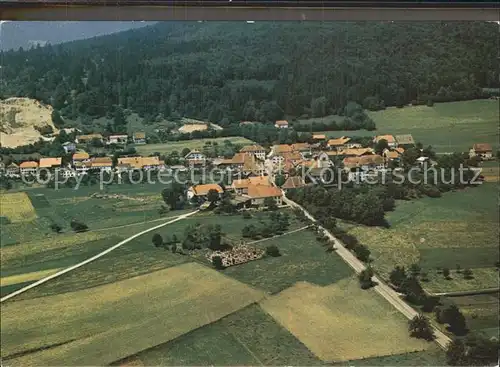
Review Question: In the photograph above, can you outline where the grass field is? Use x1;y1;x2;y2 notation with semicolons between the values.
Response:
223;228;352;293
7;210;298;300
134;136;255;155
308;100;498;153
1;262;265;366
118;304;323;366
260;278;430;362
450;293;499;338
336;346;447;366
339;183;499;291
0;192;37;223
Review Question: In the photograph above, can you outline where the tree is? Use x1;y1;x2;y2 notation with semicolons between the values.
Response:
275;174;286;187
442;304;468;335
51;109;65;128
161;183;184;210
421;296;439;312
266;245;281;257
264;197;278;211
242;224;258;239
353;244;371;262
455;264;462;274
443;268;451;279
446;334;500;366
181;148;191;157
408;314;435;341
410;263;421;278
401;276;426;305
375;138;390;154
171;243;177;253
50;223;62;233
390;266;407;288
426;99;434;107
446;338;468;366
70;219;88;232
358;266;375;289
152;233;163;248
206;188;220;203
212;256;225;270
463;268;473;279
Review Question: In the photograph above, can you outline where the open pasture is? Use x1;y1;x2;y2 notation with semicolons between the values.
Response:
1;262;265;367
449;293;499;338
134;136;254;156
339;183;499;292
310;100;498;153
117;304;323;366
260;278;430;362
223;228;352;293
0;192;37;223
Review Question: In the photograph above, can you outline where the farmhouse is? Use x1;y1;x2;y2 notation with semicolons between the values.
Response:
240;144;266;160
395;134;415;148
222;152;265;175
90;157;113;172
328;148;374;158
132;132;146;144
231;176;271;194
117;156;164;171
184;149;206;167
343;154;384;171
382;148;402;162
281;176;307;192
469;143;493;160
327;136;351;150
274;120;289;129
39;157;62;169
74;161;91;174
186;183;224;201
246;184;283;206
108;134;128;145
373;135;397;148
76;133;104;144
312;134;327;141
72;152;90;165
5;162;20;176
291;143;312;156
19;161;38;175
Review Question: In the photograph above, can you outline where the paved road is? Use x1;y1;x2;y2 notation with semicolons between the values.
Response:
282;195;452;350
0;210;199;303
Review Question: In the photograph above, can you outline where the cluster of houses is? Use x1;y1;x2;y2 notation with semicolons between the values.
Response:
186;176;284;209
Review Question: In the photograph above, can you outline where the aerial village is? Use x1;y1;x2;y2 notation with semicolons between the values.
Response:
1;120;494;209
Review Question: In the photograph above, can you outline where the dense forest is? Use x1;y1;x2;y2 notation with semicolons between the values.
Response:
0;21;497;126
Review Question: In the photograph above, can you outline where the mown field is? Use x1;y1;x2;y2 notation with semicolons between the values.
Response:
450;293;500;338
1;263;265;366
306;100;498;153
260;278;431;362
339;183;499;292
117;304;324;366
134;136;254;155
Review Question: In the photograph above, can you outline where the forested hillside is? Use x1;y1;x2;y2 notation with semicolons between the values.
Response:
1;21;497;127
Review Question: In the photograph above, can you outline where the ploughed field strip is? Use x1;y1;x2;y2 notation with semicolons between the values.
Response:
1;262;265;366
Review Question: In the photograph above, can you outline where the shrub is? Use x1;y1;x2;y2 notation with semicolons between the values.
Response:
266;245;281;257
463;268;474;280
358;267;375;289
70;219;88;232
171;243;177;253
152;233;163;248
426;99;434;107
242;211;252;219
212;256;225;270
50;223;62;233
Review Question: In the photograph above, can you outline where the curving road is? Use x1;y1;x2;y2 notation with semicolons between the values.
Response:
0;210;199;303
282;194;452;350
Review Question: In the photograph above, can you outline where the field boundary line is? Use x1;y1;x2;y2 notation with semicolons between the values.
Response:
92;214;183;232
426;287;500;297
0;210;199;303
227;329;264;366
246;225;310;245
281;193;452;350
